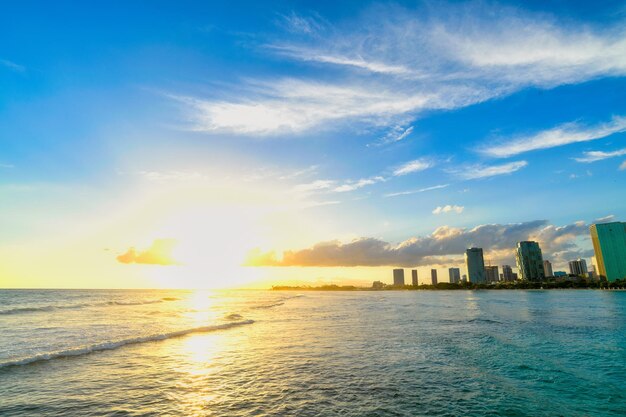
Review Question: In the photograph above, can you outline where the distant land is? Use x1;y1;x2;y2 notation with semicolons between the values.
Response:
272;279;626;291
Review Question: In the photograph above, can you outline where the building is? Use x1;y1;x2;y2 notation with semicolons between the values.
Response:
465;248;486;283
448;268;461;284
501;265;514;282
515;241;545;281
588;265;597;280
554;271;567;277
568;259;588;277
372;281;384;290
590;222;626;282
393;269;405;286
512;272;519;280
411;269;418;286
485;265;499;283
461;274;467;283
431;269;438;285
543;260;553;277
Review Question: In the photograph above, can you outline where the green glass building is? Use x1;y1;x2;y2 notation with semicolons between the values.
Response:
590;222;626;282
465;248;486;283
515;241;545;281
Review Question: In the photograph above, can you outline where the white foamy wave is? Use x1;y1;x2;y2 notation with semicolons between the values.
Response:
0;320;254;369
0;297;181;315
250;302;285;310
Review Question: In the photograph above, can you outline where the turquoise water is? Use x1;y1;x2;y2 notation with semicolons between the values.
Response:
1;289;625;416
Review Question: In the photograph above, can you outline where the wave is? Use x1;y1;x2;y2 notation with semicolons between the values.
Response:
0;320;254;369
250;302;284;310
0;297;181;315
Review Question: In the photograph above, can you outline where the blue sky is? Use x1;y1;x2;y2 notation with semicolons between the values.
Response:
1;1;626;287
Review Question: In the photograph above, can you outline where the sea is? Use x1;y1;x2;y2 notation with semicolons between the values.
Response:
1;289;625;416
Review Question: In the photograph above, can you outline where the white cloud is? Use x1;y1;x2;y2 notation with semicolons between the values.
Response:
620;161;626;171
452;161;528;180
333;176;385;192
174;4;626;136
392;158;433;176
481;116;626;158
433;205;464;215
293;179;336;193
0;59;25;73
138;170;206;181
574;148;626;163
384;184;449;198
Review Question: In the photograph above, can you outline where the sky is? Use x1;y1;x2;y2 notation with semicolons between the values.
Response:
1;0;626;288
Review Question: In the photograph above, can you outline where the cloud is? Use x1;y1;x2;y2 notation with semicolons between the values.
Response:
573;147;626;163
117;239;179;265
451;160;528;180
174;4;626;135
621;161;626;170
370;125;414;146
392;158;434;176
267;45;414;75
594;214;615;223
293;179;336;193
0;163;14;168
384;184;449;198
433;205;464;215
138;170;206;181
481;116;626;158
333;176;385;192
0;59;25;73
245;219;591;267
277;12;326;35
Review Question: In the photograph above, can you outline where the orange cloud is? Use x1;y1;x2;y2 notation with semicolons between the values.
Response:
117;239;178;265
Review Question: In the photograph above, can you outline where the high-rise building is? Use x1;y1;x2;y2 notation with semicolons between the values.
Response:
393;269;405;286
485;265;499;282
568;259;588;276
411;269;418;286
512;272;519;280
461;274;467;283
448;268;461;284
465;248;486;283
431;269;438;285
590;222;626;282
515;241;545;281
501;265;514;282
543;260;553;277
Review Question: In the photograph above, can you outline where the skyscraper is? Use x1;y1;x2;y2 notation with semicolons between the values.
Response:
431;269;438;285
590;222;626;282
485;265;499;282
448;267;460;284
393;269;405;286
543;260;553;277
515;241;545;281
411;269;418;286
465;248;486;283
501;265;514;282
568;259;588;276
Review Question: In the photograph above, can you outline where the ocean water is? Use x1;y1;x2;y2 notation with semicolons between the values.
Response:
1;289;625;416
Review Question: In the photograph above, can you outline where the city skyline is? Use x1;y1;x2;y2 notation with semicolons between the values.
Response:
2;0;626;289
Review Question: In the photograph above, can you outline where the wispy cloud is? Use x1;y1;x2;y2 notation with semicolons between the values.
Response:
451;161;528;180
384;184;449;198
392;158;434;176
0;59;25;73
433;205;464;215
117;239;179;266
293;179;336;193
574;147;626;163
175;4;626;136
620;161;626;171
370;125;414;146
0;163;14;168
333;176;385;192
138;170;207;181
481;116;626;158
267;45;415;75
277;11;326;35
